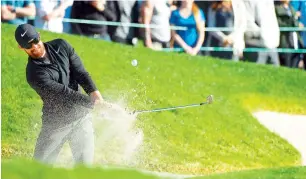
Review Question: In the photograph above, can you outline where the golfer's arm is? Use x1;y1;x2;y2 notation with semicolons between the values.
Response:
15;3;36;17
27;71;94;108
64;40;98;94
70;54;98;95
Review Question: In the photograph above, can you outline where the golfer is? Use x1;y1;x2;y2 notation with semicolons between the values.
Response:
15;24;105;165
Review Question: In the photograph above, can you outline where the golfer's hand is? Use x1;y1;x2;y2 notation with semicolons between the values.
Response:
90;90;103;105
89;91;114;110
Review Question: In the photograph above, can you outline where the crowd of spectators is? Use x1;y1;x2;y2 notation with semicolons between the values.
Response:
2;0;305;70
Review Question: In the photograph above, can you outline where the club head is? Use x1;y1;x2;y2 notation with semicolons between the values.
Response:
206;95;213;104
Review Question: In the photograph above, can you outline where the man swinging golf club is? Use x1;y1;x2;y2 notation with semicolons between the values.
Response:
15;24;110;165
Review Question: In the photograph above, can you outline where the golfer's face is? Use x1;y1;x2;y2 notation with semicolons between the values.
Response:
23;39;45;59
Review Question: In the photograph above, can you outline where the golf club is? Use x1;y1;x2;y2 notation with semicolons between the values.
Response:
132;95;213;115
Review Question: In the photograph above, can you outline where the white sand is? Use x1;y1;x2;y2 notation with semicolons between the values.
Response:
253;111;306;166
55;102;144;167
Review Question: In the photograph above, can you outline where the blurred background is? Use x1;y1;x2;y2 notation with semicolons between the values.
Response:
2;0;305;69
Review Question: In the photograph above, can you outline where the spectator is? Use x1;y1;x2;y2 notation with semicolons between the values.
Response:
34;0;73;33
1;0;36;25
291;0;306;44
170;0;205;56
291;0;306;69
194;0;213;48
275;0;304;68
243;0;280;66
112;0;139;45
206;0;246;61
70;0;117;41
63;5;72;34
141;0;172;50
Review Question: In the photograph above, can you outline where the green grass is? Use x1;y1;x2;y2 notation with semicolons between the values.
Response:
193;166;306;179
1;158;164;179
2;23;306;178
2;159;306;179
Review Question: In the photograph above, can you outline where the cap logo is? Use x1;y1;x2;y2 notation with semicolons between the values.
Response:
21;30;28;37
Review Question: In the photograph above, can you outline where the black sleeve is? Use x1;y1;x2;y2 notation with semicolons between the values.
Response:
63;40;98;94
27;69;94;109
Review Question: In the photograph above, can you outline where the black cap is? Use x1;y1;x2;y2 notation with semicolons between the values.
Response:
15;24;39;49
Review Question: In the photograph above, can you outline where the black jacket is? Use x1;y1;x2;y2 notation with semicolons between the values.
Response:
26;39;97;128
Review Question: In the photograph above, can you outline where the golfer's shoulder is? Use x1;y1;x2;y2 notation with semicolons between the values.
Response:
47;38;71;47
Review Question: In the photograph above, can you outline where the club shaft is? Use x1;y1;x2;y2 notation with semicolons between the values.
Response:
135;102;207;114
